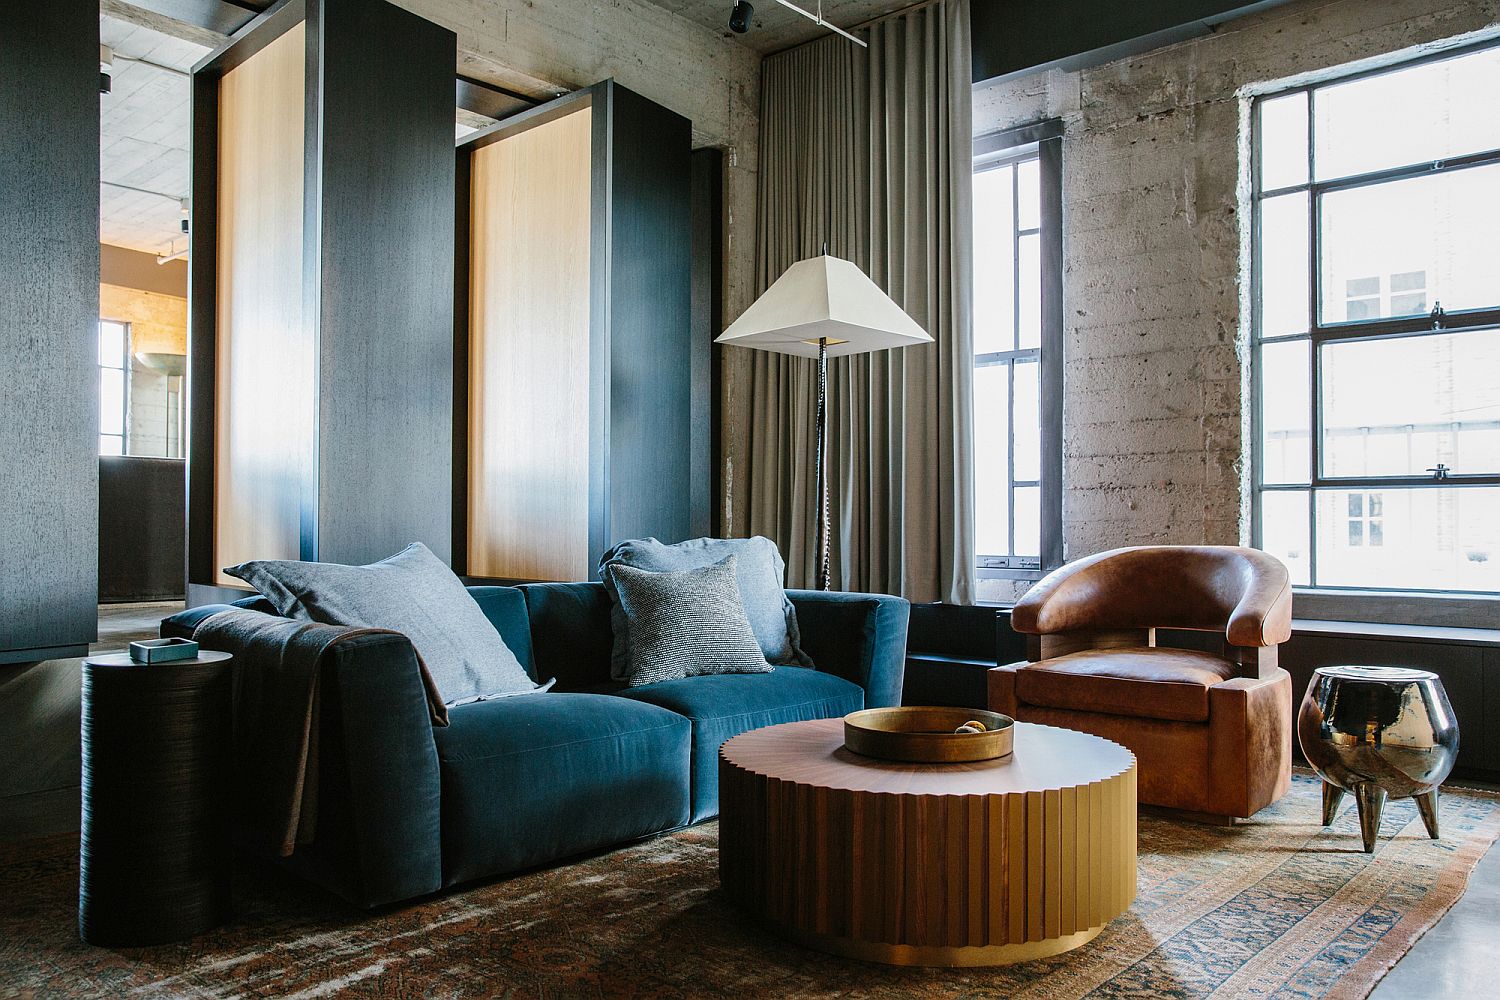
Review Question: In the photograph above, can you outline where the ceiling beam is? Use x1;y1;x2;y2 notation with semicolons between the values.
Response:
100;0;231;49
455;75;537;122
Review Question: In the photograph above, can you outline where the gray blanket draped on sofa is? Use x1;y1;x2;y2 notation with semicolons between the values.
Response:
193;609;448;857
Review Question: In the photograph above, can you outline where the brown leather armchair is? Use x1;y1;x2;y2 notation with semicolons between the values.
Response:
988;545;1293;822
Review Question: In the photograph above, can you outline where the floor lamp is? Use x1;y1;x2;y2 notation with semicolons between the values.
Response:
717;255;932;589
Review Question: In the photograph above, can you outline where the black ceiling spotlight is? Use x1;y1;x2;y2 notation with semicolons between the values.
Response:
729;1;753;34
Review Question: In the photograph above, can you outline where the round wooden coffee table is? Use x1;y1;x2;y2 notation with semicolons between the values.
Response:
718;717;1136;967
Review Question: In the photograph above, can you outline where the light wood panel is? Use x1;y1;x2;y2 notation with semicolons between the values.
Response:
719;718;1138;967
213;23;309;586
467;107;592;581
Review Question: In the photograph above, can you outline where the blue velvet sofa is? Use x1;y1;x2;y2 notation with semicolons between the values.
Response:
163;581;908;908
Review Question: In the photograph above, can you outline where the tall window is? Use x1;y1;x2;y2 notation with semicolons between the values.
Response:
972;123;1063;599
1252;43;1500;596
98;319;130;456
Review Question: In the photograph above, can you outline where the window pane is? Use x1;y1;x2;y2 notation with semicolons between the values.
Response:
99;435;123;457
98;321;125;367
1315;487;1500;592
1259;339;1310;485
1017;232;1040;349
1016;157;1040;231
100;367;125;435
1013;360;1040;482
1314;47;1500;181
1259;91;1308;190
1320;328;1500;477
1319;163;1500;322
1014;486;1040;557
1259;489;1311;585
973;363;1011;556
972;164;1016;354
1258;192;1309;337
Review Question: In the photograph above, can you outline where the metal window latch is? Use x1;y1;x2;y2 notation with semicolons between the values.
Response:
1427;463;1450;480
1431;301;1446;329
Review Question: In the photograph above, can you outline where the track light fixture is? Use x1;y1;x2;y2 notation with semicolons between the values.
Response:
728;0;753;34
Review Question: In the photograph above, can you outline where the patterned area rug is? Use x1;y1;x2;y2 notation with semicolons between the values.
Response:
2;773;1496;999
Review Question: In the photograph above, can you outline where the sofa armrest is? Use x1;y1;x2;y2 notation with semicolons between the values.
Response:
161;606;442;908
788;590;910;708
312;632;443;907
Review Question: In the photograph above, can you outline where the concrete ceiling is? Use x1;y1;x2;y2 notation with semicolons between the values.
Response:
643;0;916;54
99;13;209;258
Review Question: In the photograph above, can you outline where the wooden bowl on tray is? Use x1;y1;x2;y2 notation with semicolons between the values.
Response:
843;707;1015;763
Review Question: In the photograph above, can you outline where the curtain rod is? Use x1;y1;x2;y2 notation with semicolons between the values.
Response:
765;0;944;58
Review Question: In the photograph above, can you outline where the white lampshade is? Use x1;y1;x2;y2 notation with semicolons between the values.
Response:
716;255;933;358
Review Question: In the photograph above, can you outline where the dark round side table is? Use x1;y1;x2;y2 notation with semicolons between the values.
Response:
79;651;234;946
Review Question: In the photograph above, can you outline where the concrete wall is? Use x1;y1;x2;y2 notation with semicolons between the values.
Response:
968;0;1500;601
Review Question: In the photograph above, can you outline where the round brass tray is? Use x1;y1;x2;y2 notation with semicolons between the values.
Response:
843;707;1015;763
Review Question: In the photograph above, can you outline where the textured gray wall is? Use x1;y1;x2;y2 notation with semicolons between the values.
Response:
963;0;1500;600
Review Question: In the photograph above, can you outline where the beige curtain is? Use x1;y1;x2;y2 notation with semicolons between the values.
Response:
740;0;974;603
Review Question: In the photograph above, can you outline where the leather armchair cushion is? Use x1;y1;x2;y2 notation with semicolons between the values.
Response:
1016;647;1238;723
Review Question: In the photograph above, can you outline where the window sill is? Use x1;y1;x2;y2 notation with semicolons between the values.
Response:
1290;617;1500;648
1292;588;1499;631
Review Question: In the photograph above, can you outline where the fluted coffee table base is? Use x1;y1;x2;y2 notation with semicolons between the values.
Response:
719;718;1137;967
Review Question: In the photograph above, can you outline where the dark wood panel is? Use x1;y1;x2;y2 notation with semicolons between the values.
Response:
0;0;99;656
99;458;186;602
603;82;693;552
312;0;456;566
690;149;723;541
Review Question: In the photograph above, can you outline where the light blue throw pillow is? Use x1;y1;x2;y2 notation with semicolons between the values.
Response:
599;536;812;682
225;542;549;706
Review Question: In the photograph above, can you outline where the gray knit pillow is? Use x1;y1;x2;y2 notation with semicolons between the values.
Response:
605;555;774;688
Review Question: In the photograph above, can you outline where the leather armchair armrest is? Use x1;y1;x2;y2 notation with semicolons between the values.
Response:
987;661;1022;716
788;590;910;709
1207;669;1293;819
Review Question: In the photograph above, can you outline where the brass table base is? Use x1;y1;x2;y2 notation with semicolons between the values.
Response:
785;923;1106;968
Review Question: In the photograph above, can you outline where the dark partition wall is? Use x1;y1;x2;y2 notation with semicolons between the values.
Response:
602;85;693;555
0;0;99;662
99;458;186;603
690;149;724;539
187;0;456;606
315;0;456;567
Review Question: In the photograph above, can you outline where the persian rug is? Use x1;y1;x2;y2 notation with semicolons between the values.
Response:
2;773;1496;1000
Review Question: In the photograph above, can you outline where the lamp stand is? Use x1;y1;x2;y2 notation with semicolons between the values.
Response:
814;337;831;590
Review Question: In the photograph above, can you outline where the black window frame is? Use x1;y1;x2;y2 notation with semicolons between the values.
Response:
972;120;1064;582
1250;39;1500;600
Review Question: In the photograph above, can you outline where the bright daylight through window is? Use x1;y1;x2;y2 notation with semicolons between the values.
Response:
972;128;1061;598
98;319;129;456
1253;43;1500;595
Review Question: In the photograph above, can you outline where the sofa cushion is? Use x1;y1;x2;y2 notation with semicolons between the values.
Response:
434;692;691;886
226;542;544;705
1016;647;1237;723
607;556;773;686
465;586;536;680
614;668;863;822
600;536;811;681
516;583;615;692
